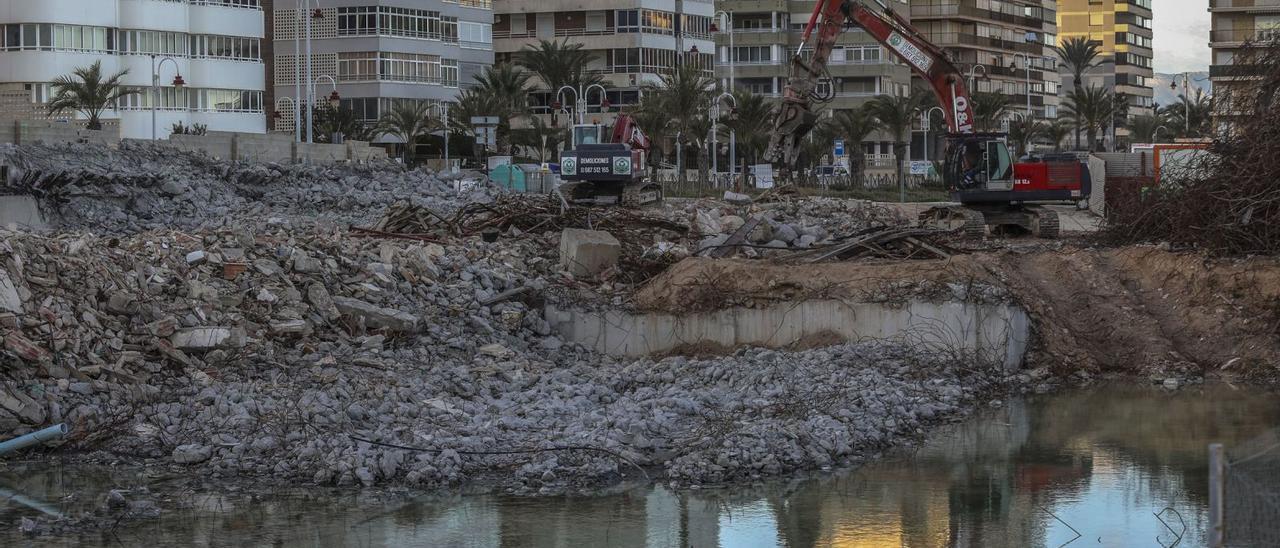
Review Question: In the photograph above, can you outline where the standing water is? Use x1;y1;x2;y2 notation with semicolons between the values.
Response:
2;384;1276;547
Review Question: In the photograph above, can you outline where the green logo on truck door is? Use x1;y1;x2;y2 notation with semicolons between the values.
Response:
561;157;577;176
613;156;632;175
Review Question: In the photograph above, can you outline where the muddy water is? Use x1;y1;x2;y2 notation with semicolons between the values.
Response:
2;383;1277;547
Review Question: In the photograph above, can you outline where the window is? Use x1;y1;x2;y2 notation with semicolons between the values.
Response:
458;22;491;48
616;10;639;33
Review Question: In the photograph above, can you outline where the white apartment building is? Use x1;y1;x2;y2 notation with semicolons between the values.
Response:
270;0;495;134
0;0;267;139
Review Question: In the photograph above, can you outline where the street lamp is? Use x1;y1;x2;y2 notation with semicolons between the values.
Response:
712;11;735;92
920;106;944;162
556;83;608;126
1010;53;1036;119
150;55;184;140
429;102;451;170
274;96;296;132
1154;125;1171;143
315;75;339;108
966;64;988;92
710;92;737;186
296;0;323;143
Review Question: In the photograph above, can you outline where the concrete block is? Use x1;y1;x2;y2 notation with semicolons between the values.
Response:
0;195;48;230
0;268;22;315
171;327;247;350
559;229;620;278
332;297;419;331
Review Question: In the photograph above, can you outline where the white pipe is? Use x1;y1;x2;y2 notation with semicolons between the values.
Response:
0;424;68;456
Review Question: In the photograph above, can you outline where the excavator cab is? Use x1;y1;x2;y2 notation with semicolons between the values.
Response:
943;134;1014;192
571;124;603;147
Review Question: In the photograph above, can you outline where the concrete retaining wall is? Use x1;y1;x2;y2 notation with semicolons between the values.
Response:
1;120;119;147
546;299;1030;372
157;132;387;164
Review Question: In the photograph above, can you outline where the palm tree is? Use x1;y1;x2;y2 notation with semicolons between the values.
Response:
1164;89;1214;139
313;106;373;143
866;91;927;191
510;116;566;163
1045;119;1073;152
823;107;879;181
1127;113;1166;143
1055;37;1102;148
473;63;531;121
639;64;713;184
1007;114;1047;157
972;92;1011;133
518;39;601;127
47;61;137;131
374;101;436;163
629;93;671;178
1064;85;1116;152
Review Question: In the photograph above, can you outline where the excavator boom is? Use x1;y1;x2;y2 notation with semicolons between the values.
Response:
766;0;975;168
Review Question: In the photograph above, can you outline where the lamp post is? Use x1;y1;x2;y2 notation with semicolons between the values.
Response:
556;83;608;126
273;96;296;132
1171;74;1190;135
429;102;450;170
713;11;734;91
296;1;323;143
711;92;737;186
150;55;184;140
1010;53;1035;119
966;64;988;92
1155;125;1171;143
920;106;944;162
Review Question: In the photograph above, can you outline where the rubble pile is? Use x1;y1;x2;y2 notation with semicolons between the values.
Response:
0;222;1007;493
0;142;487;233
683;197;910;257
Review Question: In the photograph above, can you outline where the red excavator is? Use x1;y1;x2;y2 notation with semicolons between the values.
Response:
767;0;1091;238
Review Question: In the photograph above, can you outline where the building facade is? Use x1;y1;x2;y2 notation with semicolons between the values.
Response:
0;0;267;139
711;0;914;161
911;0;1060;122
493;0;715;125
1057;0;1154;144
1209;0;1280;104
269;0;494;137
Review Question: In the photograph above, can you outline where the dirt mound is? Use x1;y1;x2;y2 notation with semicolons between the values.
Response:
632;256;998;312
999;247;1280;379
637;247;1280;379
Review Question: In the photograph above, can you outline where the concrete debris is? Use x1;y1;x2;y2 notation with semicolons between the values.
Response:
332;297;419;332
559;229;621;278
0;142;1023;506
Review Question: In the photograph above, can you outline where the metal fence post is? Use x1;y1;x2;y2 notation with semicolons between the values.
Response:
1210;443;1225;548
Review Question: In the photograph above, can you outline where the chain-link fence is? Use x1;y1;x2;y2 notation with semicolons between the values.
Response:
1216;429;1280;547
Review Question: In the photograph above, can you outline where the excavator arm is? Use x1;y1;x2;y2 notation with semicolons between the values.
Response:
765;0;976;169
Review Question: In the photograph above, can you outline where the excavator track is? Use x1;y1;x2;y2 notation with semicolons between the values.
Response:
1031;206;1060;239
918;206;987;239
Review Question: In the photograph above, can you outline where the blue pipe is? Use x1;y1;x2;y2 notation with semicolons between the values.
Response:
0;423;68;457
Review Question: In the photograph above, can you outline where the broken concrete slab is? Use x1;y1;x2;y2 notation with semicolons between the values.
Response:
332;297;418;332
0;195;48;231
559;229;620;278
0;385;46;424
0;268;21;315
172;444;213;464
170;327;247;351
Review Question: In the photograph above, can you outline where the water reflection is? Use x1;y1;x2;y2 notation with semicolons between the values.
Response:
2;384;1276;547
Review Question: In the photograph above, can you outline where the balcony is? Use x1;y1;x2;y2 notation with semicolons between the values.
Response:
910;2;1053;31
1210;0;1280;11
1209;63;1269;78
1209;27;1280;44
923;32;1046;54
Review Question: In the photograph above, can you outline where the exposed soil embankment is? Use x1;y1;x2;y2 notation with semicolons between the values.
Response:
637;247;1280;379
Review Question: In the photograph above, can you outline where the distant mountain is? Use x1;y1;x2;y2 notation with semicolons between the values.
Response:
1153;72;1211;107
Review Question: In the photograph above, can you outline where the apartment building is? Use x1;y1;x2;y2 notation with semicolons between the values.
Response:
911;0;1060;121
710;0;913;161
493;0;715;124
1057;0;1154;144
269;0;494;134
0;0;268;139
1209;0;1280;105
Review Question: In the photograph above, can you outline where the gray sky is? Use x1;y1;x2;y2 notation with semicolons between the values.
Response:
1152;3;1211;74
